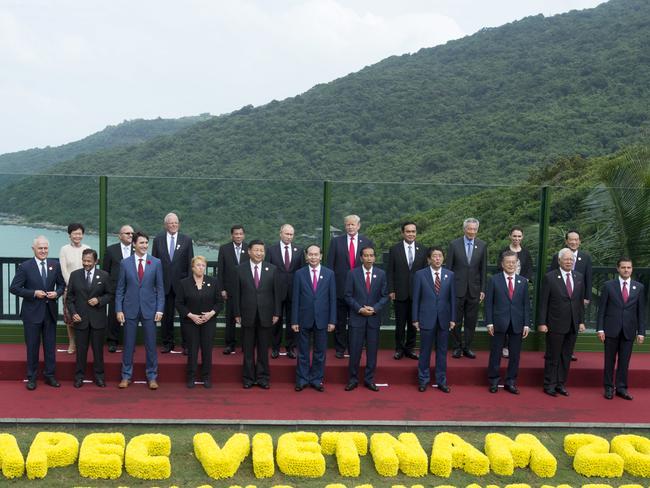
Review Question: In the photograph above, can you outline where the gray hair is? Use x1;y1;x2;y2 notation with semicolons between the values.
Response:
164;212;179;224
344;214;360;225
463;217;480;230
558;247;574;261
280;223;294;233
32;235;49;247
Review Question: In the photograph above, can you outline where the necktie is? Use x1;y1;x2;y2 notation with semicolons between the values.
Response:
434;271;441;294
407;245;414;269
169;235;175;260
138;258;144;283
87;270;93;288
348;236;355;269
284;245;291;271
312;268;318;292
565;273;573;297
40;260;47;288
622;281;629;303
507;276;514;299
254;265;260;289
365;271;371;292
235;245;241;264
466;242;473;263
572;253;576;270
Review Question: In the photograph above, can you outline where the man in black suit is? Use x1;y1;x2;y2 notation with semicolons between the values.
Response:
265;224;304;359
232;240;281;389
538;248;586;397
152;212;194;354
597;257;646;400
66;249;113;388
218;225;249;354
102;224;134;353
446;217;487;359
9;236;66;390
327;214;375;359
387;221;428;360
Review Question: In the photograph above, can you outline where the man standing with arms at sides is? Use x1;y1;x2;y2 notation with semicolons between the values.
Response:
232;240;281;389
597;257;645;400
218;225;249;355
412;247;455;393
446;217;487;359
327;215;374;359
292;245;336;392
387;221;428;360
266;224;304;359
344;245;389;392
152;212;194;355
67;249;113;388
102;225;134;353
116;232;165;390
485;251;531;394
10;236;66;390
538;248;586;397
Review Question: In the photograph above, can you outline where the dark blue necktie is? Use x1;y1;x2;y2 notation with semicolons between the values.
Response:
40;261;47;288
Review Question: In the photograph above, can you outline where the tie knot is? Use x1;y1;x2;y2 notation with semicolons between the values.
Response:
139;258;143;263
255;265;258;270
285;245;289;250
508;276;512;281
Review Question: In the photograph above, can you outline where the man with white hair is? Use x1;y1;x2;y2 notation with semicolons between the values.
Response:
10;236;66;390
538;247;586;397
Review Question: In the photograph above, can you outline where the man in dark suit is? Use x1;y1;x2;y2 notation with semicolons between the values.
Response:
344;245;389;392
538;248;586;397
485;250;531;394
597;257;646;400
265;224;304;359
115;232;165;390
66;249;113;388
387;221;428;360
412;246;456;393
217;225;249;355
152;212;194;354
292;245;337;392
232;240;282;389
10;236;66;390
327;215;374;359
102;224;134;353
446;217;487;359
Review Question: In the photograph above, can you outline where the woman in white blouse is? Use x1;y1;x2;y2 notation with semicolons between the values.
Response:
59;223;89;354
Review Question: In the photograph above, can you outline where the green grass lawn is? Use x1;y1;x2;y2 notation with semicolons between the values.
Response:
1;424;649;487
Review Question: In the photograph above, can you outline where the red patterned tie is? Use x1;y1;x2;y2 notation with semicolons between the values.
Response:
312;268;318;292
284;245;291;271
622;281;629;303
254;265;260;289
348;236;355;269
508;276;514;300
365;271;371;293
138;258;144;283
434;272;441;294
565;273;573;297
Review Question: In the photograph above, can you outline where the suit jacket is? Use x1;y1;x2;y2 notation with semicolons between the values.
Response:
387;241;428;301
265;242;304;300
115;254;165;320
344;266;389;328
66;268;113;330
232;262;282;328
446;237;488;299
217;241;249;293
151;231;194;294
175;275;222;326
10;258;66;323
538;269;585;334
292;265;337;329
412;267;456;330
327;233;375;299
484;273;531;334
102;242;134;286
597;279;646;340
550;249;593;301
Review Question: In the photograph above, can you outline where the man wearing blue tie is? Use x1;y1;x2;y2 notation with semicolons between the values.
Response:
412;246;456;393
10;236;66;390
115;232;165;390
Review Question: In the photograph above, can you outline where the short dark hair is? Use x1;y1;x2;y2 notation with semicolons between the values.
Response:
133;231;149;243
305;244;321;254
501;250;517;261
67;223;85;235
360;245;375;255
509;226;523;235
401;221;417;232
427;246;444;258
617;256;633;267
231;225;245;234
248;239;265;249
565;229;580;240
82;248;97;260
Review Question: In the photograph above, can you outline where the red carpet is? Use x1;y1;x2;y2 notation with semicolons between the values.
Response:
0;344;649;424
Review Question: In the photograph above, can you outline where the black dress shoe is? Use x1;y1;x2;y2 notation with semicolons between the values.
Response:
555;387;569;397
335;351;344;359
311;383;325;392
571;354;577;361
108;344;117;353
452;348;462;358
437;384;451;393
223;346;234;355
489;385;498;393
26;380;36;391
544;388;557;397
161;345;173;353
463;349;476;359
271;349;279;359
418;385;427;392
365;383;379;392
258;383;270;389
203;379;212;389
44;377;60;388
295;384;304;392
345;382;358;391
187;380;195;389
243;382;253;389
74;379;83;388
604;388;614;399
404;351;419;360
616;390;633;400
504;384;520;395
95;379;106;388
393;351;403;360
286;349;296;359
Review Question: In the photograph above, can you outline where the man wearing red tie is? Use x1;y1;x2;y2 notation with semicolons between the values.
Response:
597;257;646;400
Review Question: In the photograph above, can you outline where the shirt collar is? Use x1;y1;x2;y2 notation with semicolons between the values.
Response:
464;236;473;246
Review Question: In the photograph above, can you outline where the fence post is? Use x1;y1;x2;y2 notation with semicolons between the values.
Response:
321;181;332;258
534;185;551;350
99;175;108;260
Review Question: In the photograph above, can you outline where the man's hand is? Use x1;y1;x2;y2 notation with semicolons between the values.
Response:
45;291;58;299
523;326;530;339
389;292;396;301
87;297;99;306
116;312;125;325
584;299;590;306
291;324;299;333
272;315;279;325
538;325;548;333
597;331;605;343
221;290;228;300
479;292;485;303
235;316;241;326
412;321;420;331
487;324;494;336
578;323;586;333
154;312;163;322
34;290;47;299
637;335;645;344
327;323;335;332
72;314;82;323
449;321;456;330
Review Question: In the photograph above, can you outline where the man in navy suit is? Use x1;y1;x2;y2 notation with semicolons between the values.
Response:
327;215;375;359
10;236;66;390
485;250;531;394
344;245;389;391
292;245;336;392
265;224;304;359
115;231;165;390
412;246;456;393
597;257;646;400
152;212;194;354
